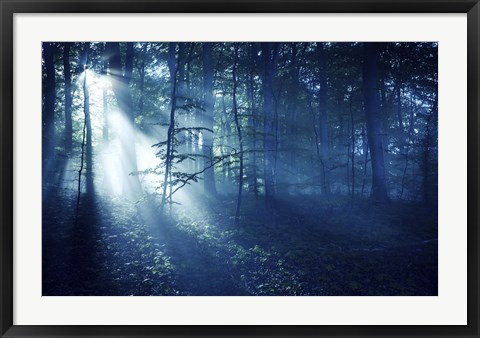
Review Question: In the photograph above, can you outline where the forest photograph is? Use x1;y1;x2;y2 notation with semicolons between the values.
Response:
42;41;438;296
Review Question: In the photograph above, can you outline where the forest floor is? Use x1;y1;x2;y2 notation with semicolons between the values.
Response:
43;188;437;296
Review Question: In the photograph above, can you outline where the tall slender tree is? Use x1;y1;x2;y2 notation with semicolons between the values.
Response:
101;43;109;143
248;43;259;199
63;42;73;153
161;42;178;212
42;42;56;182
316;43;331;196
232;44;244;223
202;42;217;196
82;43;94;195
363;43;388;203
261;42;279;206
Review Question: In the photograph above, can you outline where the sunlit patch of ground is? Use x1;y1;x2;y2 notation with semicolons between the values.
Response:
43;190;437;296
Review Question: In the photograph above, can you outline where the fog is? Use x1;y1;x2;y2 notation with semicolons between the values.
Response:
42;42;438;296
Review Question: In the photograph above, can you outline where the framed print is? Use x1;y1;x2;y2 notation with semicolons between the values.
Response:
1;0;479;337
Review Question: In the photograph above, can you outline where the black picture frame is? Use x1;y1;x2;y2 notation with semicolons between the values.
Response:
1;0;478;337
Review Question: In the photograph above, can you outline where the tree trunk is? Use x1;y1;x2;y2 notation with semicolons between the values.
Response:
396;83;403;129
349;93;355;203
42;42;56;182
74;43;93;224
248;43;258;199
202;42;217;196
83;43;94;195
400;102;415;199
362;43;388;203
161;42;178;212
138;46;146;118
261;42;279;206
287;43;299;172
232;45;244;223
221;92;231;191
316;43;330;196
422;92;437;207
101;43;109;143
360;125;369;196
63;42;73;154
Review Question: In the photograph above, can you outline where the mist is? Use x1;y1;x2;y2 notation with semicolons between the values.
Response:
42;42;438;296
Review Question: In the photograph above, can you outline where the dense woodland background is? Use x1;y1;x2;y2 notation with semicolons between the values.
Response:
42;42;438;296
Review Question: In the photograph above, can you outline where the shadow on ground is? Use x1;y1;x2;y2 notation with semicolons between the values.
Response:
43;189;437;296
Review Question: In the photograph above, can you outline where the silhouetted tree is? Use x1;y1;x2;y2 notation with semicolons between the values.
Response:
232;44;244;223
316;42;331;197
202;42;217;196
63;42;73;153
261;42;280;206
160;42;179;212
42;42;56;182
363;42;388;203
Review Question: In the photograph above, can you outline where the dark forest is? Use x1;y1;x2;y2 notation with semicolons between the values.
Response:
42;42;438;296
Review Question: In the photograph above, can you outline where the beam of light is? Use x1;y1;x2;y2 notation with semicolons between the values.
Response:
77;69;95;88
100;110;137;196
135;131;163;193
198;131;203;150
72;66;215;215
60;158;77;190
99;110;165;198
